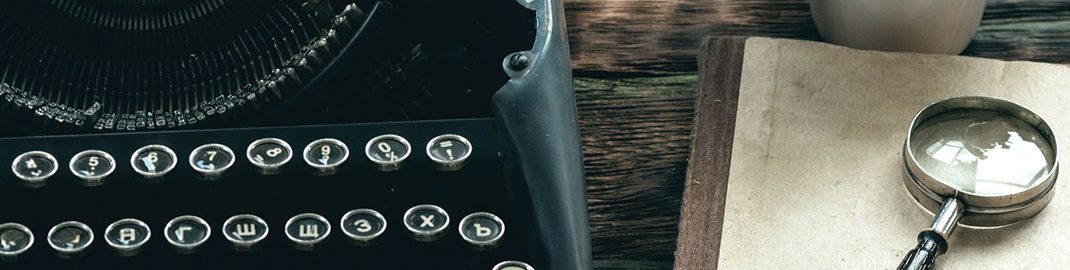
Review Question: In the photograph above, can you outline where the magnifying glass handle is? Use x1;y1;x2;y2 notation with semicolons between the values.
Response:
898;231;946;270
898;198;965;270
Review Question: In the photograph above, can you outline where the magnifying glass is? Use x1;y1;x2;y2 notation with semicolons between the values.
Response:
899;96;1059;270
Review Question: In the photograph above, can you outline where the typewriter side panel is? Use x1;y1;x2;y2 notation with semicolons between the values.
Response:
492;0;592;269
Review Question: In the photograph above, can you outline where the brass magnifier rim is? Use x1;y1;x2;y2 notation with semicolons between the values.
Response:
902;96;1059;227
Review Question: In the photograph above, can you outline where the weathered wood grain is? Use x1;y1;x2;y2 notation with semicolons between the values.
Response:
672;37;744;270
966;1;1070;62
566;0;815;75
576;75;697;265
566;0;1070;74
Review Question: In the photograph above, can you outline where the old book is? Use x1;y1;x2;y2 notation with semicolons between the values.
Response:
676;37;1070;269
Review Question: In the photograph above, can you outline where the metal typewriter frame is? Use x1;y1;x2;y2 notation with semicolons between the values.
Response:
491;0;592;269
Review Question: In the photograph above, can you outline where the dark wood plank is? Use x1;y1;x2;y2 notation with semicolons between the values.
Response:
575;75;697;265
593;259;675;270
565;0;815;75
565;0;1070;74
672;37;745;270
966;1;1070;62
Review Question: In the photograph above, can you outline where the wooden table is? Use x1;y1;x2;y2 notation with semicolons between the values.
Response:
569;1;1070;269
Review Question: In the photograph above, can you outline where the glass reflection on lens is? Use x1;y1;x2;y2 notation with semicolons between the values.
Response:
910;110;1054;196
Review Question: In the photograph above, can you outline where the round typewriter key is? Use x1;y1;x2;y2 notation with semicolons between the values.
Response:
11;151;58;187
426;134;472;171
47;221;93;256
69;150;116;186
189;143;235;180
164;215;211;252
459;212;505;249
130;145;177;180
247;138;293;174
404;204;450;241
303;138;349;175
285;213;330;250
341;209;387;245
493;261;535;270
0;223;33;258
223;214;269;250
104;218;150;256
365;134;411;172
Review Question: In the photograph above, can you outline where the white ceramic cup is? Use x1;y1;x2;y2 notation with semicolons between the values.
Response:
810;0;986;55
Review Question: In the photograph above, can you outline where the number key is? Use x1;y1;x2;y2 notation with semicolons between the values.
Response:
131;145;177;180
246;138;292;175
365;134;411;172
303;138;349;175
69;150;116;186
189;144;235;180
12;151;58;187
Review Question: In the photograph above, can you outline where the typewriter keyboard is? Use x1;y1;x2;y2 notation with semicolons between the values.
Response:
0;118;533;270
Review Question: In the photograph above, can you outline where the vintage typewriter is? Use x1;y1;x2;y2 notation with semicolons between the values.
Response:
0;0;589;269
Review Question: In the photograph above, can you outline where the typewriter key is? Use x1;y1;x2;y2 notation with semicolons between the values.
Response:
130;145;177;180
223;214;269;251
493;261;535;270
426;134;472;171
164;215;211;253
459;212;504;250
104;218;150;256
404;205;450;241
341;209;387;245
0;223;33;258
898;96;1058;270
189;144;235;180
11;151;58;187
365;134;411;172
47;221;94;257
69;150;116;186
285;213;331;250
247;138;293;175
303;138;349;175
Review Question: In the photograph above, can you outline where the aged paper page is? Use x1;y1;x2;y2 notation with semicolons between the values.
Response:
718;37;1070;269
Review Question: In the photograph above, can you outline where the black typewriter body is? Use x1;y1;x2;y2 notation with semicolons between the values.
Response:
0;0;590;269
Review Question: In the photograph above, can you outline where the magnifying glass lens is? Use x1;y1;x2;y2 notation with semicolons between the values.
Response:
910;109;1056;196
900;97;1058;270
